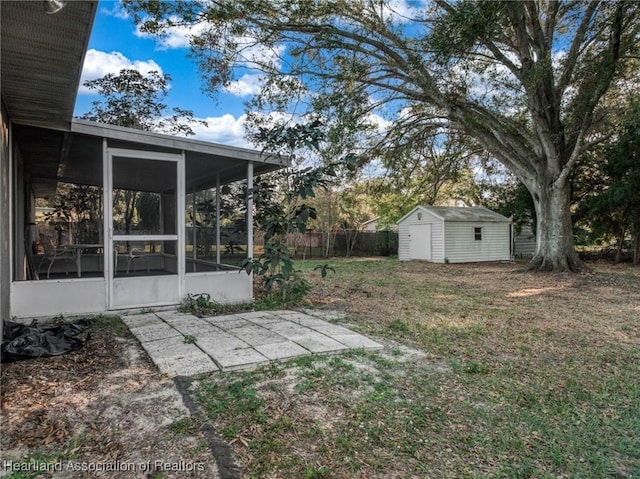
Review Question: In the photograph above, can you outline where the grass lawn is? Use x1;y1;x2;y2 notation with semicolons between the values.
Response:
192;258;640;478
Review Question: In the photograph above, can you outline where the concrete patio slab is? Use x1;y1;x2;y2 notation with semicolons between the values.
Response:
206;317;254;331
214;347;270;371
154;354;220;377
154;310;195;321
124;309;382;376
233;311;281;322
232;325;290;346
139;336;219;376
260;320;312;338
121;313;164;329
253;341;309;360
128;323;183;342
289;334;349;353
196;334;251;356
170;322;221;337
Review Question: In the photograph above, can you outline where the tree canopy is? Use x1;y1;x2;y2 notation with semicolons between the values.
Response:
80;68;205;135
79;68;207;234
125;0;640;271
575;96;640;264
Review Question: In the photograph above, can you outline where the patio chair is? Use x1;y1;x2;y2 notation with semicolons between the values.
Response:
126;245;149;274
38;235;78;279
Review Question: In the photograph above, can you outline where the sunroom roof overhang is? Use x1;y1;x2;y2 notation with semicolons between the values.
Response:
14;119;288;197
0;1;97;131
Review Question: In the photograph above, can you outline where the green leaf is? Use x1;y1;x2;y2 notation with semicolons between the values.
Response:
314;264;336;278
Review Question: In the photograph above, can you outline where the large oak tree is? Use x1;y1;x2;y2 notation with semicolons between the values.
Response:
126;0;639;271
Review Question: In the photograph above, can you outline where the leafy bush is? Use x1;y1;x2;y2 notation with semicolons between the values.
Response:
242;121;354;299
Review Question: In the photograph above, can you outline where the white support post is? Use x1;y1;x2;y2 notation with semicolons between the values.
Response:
7;122;14;285
177;151;186;298
192;186;196;271
246;162;254;262
216;174;221;265
103;138;112;306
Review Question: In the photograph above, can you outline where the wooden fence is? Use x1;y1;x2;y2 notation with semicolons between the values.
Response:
265;230;399;259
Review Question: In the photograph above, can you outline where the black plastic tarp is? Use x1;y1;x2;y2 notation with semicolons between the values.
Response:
1;319;92;362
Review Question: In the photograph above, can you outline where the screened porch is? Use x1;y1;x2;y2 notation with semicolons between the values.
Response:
10;119;284;317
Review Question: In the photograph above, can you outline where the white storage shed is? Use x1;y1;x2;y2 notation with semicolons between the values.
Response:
397;206;512;263
513;224;536;257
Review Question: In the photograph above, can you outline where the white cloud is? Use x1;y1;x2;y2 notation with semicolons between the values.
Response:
189;114;252;148
135;19;286;73
224;71;305;100
99;1;129;20
224;74;264;97
381;0;429;23
367;112;393;134
134;17;209;50
234;38;286;71
79;49;163;93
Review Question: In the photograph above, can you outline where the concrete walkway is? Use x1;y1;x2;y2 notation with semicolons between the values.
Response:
122;309;382;376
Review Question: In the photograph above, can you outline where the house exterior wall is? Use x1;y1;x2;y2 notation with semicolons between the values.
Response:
398;208;445;262
444;222;511;263
9;271;254;319
11;279;108;318
363;220;378;232
185;271;253;304
0;103;10;323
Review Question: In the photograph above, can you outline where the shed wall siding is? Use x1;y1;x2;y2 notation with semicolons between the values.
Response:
444;222;511;263
398;208;445;262
514;224;536;257
398;222;410;260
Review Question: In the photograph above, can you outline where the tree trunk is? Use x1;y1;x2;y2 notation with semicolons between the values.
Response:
124;191;138;235
344;229;358;258
633;231;639;266
527;179;582;272
614;225;627;264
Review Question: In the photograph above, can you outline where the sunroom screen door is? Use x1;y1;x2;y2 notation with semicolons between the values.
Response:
105;148;185;310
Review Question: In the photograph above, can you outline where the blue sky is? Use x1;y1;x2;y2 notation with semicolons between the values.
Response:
75;1;433;152
74;1;429;151
74;1;254;147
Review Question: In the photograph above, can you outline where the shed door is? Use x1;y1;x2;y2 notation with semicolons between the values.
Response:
409;224;432;260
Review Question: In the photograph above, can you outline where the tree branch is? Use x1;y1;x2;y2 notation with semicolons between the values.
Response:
557;2;600;93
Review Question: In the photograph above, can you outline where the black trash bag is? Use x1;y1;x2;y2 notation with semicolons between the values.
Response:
1;319;93;362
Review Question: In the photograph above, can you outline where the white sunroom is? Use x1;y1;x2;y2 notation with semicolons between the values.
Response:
9;120;285;318
0;1;286;319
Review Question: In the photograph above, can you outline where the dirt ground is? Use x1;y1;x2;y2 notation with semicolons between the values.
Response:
0;317;224;479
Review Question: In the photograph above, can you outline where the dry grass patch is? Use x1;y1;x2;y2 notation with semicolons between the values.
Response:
194;259;639;478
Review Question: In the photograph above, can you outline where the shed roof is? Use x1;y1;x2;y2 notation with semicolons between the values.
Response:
361;216;380;226
397;206;510;224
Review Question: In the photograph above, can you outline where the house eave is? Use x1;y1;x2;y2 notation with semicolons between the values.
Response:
0;1;98;130
71;119;287;168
